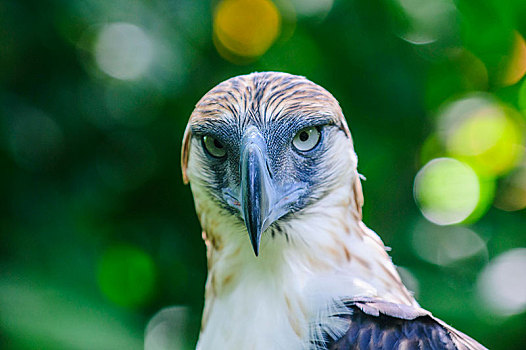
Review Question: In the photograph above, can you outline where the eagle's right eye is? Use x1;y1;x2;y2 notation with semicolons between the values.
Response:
202;135;227;158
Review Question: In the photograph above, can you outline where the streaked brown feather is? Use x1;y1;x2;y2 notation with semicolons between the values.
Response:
181;72;356;184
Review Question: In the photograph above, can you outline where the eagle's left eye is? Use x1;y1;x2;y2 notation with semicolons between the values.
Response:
293;126;321;152
202;135;227;158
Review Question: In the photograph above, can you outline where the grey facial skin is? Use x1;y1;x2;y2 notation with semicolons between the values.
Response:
192;112;341;257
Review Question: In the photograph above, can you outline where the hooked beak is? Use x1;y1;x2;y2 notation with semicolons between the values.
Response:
236;127;305;256
240;128;273;256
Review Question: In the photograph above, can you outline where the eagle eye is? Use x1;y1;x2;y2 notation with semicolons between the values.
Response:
292;126;321;152
202;135;227;158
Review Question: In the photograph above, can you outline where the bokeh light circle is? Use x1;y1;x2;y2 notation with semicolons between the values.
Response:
289;0;333;20
500;32;526;86
94;22;154;80
145;306;189;350
494;159;526;211
213;0;281;61
411;220;487;266
97;245;156;308
437;94;524;176
414;158;480;225
477;248;526;316
395;0;457;45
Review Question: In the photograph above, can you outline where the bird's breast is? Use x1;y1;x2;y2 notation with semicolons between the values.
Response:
197;243;394;350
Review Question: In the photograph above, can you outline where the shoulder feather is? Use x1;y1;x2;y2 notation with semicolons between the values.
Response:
322;298;487;350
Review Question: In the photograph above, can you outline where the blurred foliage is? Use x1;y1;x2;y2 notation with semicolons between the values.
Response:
1;0;525;349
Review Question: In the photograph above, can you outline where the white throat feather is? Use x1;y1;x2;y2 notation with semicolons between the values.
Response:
188;144;415;350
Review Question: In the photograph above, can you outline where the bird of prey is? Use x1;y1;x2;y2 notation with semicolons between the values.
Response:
181;72;486;350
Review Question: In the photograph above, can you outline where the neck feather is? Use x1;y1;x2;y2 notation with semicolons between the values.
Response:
192;180;415;350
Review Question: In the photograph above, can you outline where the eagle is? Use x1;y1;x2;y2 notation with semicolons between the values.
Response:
180;72;487;350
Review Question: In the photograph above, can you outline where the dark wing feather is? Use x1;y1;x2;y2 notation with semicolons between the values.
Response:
325;298;487;350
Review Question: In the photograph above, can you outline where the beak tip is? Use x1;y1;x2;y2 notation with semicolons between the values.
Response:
248;228;261;257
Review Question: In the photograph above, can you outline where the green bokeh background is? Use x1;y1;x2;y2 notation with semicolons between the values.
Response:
1;0;525;349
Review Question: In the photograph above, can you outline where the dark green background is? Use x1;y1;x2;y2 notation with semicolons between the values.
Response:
1;0;525;349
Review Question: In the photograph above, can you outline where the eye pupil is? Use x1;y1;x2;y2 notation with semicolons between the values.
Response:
203;135;227;158
292;126;321;152
214;139;223;149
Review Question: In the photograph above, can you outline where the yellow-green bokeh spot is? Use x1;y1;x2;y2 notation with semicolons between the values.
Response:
494;162;526;211
414;158;481;225
97;245;156;308
446;105;524;176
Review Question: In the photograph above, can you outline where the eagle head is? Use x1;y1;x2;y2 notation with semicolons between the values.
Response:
181;72;363;256
177;72;485;350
